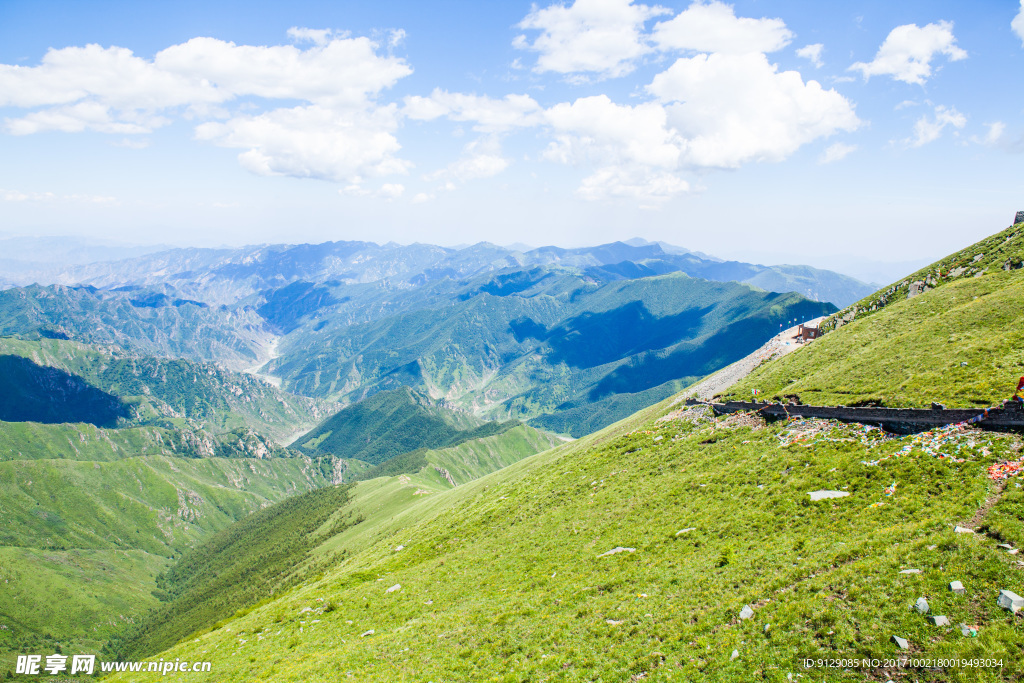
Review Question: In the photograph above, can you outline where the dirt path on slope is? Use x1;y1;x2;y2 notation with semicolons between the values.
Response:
669;317;822;405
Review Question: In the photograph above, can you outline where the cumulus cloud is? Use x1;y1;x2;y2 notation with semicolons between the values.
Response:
513;0;670;80
819;142;856;164
404;90;543;132
849;21;966;85
540;96;688;202
900;104;966;147
154;36;410;108
796;43;824;68
647;52;860;168
195;104;408;182
425;137;511;186
0;32;414;186
652;1;792;54
1014;2;1024;45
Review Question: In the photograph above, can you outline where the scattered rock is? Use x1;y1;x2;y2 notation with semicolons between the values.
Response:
675;528;696;535
299;607;313;613
424;600;433;605
998;543;1013;549
385;584;401;593
949;581;966;595
598;547;636;557
891;635;909;650
997;590;1024;613
808;490;850;501
929;615;950;627
927;545;938;550
730;649;740;661
739;605;754;620
653;435;663;442
1010;549;1020;556
361;629;375;637
606;619;623;626
953;526;975;534
959;623;978;637
913;597;930;614
395;545;404;551
764;624;770;632
899;569;922;575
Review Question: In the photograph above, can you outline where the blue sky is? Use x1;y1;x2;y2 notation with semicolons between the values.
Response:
0;0;1022;279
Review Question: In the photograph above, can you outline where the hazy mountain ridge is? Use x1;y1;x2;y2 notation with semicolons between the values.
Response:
7;238;873;308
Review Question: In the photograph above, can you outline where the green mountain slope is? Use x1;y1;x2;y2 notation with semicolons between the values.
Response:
295;387;518;465
722;225;1024;408
0;451;337;660
0;337;333;443
273;270;834;436
107;422;561;661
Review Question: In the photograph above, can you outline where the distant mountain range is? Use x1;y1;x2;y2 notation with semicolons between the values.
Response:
2;238;872;308
0;237;854;436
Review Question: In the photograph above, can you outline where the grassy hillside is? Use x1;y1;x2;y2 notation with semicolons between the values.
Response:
819;220;1024;334
103;392;1024;682
722;248;1024;409
0;451;339;661
296;387;518;465
104;423;561;663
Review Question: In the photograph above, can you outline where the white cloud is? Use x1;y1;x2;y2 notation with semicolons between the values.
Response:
652;1;792;54
576;166;689;204
425;137;511;189
819;142;856;164
849;21;966;85
377;183;405;199
796;43;824;68
1014;2;1024;46
411;192;434;203
513;0;670;80
196;104;408;182
540;95;688;202
900;105;966;147
543;95;683;168
6;102;167;135
648;52;860;168
154;36;410;108
0;32;413;187
404;90;542;132
970;121;1005;147
286;27;339;46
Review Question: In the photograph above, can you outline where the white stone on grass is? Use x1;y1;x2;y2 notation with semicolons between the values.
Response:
739;605;754;620
386;584;401;593
949;581;965;595
598;547;636;558
730;649;739;661
913;597;929;614
997;590;1024;613
929;615;950;626
808;490;849;501
954;525;975;534
891;635;909;649
361;629;375;637
675;528;696;535
899;569;921;574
